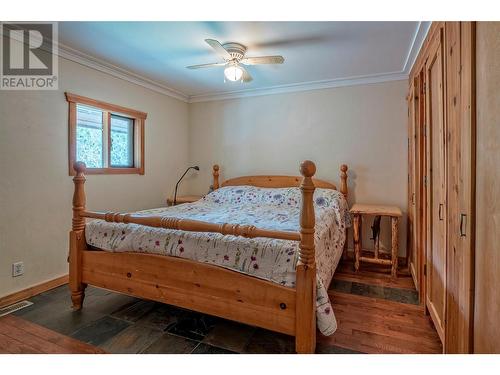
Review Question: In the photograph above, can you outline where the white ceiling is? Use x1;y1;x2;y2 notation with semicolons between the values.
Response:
58;22;429;102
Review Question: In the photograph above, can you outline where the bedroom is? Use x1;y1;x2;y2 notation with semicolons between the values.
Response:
0;0;499;370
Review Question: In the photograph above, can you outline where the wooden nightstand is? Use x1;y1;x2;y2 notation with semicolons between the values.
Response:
350;203;402;277
167;195;202;206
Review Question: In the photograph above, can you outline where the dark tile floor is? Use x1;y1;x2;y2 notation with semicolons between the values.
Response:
331;279;420;305
12;275;419;354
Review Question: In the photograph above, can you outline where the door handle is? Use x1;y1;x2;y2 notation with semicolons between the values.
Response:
438;204;444;221
460;214;467;237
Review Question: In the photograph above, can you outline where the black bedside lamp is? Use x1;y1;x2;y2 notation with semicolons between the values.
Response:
173;166;199;205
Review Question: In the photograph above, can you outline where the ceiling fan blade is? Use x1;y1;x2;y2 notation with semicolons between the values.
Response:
205;39;232;60
240;66;253;82
186;62;226;69
240;56;285;65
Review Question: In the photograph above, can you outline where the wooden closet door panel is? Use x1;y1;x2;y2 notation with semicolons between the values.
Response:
444;21;461;352
425;29;446;344
407;81;415;285
408;78;420;293
444;21;475;354
455;21;475;353
416;71;427;304
474;21;500;354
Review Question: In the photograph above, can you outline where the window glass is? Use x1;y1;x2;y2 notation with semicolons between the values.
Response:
76;104;103;168
110;114;134;167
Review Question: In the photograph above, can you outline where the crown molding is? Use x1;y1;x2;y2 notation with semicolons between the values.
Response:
402;21;431;74
57;42;189;102
3;22;430;104
188;71;408;103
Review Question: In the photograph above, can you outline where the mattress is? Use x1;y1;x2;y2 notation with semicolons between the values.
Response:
85;185;351;335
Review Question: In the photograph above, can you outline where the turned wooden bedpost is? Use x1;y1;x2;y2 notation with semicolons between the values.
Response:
340;164;348;199
69;161;87;310
340;164;349;259
212;164;220;190
295;160;317;354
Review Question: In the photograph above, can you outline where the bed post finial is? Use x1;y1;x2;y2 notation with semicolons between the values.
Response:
296;160;317;353
213;164;220;190
72;162;87;231
299;160;316;266
340;164;348;199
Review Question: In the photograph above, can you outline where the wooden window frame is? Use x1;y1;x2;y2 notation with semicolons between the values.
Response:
66;92;146;176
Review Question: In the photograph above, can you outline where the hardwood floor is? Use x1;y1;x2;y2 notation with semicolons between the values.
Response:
323;292;441;353
0;258;442;354
325;259;442;354
0;315;105;354
336;252;416;289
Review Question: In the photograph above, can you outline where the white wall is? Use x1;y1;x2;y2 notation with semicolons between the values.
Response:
0;47;189;297
187;80;408;255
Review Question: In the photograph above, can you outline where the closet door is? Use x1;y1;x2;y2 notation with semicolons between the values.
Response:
408;71;426;301
445;21;475;354
407;81;414;274
474;21;499;354
425;28;447;344
416;71;427;303
407;79;419;292
454;21;475;353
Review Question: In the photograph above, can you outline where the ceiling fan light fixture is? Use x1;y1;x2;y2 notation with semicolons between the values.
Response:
224;64;243;82
187;39;283;83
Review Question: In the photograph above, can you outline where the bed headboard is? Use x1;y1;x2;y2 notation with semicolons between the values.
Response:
212;164;348;198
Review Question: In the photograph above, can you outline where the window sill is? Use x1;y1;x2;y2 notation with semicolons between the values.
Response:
68;167;144;176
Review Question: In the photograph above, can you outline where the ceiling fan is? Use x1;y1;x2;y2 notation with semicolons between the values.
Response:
186;39;285;83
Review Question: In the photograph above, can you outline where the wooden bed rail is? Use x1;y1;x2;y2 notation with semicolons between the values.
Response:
80;211;301;241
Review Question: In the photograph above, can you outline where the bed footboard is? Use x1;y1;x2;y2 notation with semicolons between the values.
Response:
81;250;297;334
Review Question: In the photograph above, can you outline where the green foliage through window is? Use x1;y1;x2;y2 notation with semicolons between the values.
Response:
76;104;135;169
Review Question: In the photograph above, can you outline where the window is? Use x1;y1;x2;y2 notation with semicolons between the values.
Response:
66;93;146;175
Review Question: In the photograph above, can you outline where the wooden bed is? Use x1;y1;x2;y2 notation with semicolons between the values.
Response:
69;160;348;353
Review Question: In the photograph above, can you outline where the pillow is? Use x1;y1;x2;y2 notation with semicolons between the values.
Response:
203;185;346;210
202;186;260;205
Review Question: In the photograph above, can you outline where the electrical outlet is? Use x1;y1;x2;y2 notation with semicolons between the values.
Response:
12;262;24;277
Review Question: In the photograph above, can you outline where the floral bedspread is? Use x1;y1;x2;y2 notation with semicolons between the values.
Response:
85;186;351;336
